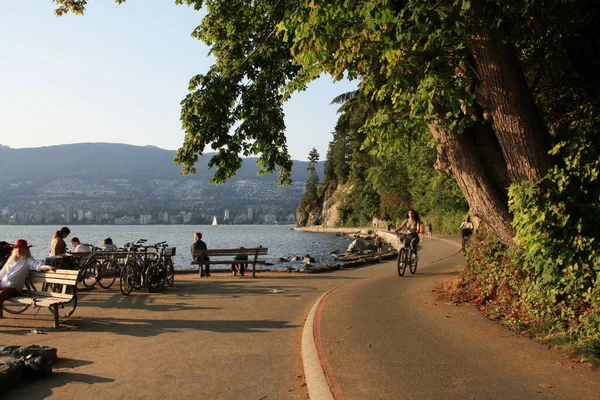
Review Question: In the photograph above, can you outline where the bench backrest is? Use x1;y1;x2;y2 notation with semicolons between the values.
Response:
193;247;268;257
28;269;79;286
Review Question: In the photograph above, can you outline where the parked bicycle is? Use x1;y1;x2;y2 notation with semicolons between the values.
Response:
120;239;162;295
396;232;418;277
154;242;175;288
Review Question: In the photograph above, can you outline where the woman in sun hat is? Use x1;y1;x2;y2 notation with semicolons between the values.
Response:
0;239;57;314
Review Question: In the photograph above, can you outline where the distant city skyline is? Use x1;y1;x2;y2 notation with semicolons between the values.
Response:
0;1;357;162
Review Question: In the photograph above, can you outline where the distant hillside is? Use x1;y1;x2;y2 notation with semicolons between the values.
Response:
0;143;323;183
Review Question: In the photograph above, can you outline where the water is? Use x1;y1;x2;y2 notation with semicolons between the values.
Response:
0;225;354;270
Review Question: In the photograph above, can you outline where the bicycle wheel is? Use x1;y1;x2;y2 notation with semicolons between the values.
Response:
45;283;78;318
409;251;418;274
98;259;118;289
397;248;407;276
2;280;33;314
120;262;135;296
2;302;30;314
133;260;144;290
165;258;174;287
146;265;165;292
81;261;99;288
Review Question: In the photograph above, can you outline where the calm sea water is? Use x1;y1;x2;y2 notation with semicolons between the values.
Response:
0;225;354;270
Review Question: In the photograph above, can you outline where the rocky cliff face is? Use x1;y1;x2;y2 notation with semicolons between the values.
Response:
296;181;352;228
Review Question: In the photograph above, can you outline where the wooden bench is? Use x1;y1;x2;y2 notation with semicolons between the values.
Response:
2;269;79;328
192;247;269;278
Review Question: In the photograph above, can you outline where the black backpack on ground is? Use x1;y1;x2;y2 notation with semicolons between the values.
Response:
22;353;53;379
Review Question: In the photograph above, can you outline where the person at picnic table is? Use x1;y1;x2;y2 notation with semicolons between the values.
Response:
102;238;118;251
49;226;70;256
191;232;211;277
232;247;248;276
0;239;57;317
71;237;91;254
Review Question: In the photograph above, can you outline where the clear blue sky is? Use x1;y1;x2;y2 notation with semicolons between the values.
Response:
0;0;357;162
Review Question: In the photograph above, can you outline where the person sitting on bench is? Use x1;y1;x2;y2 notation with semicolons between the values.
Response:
0;239;56;316
191;232;211;277
232;247;248;276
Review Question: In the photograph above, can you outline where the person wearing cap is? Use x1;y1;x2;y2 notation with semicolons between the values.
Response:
0;239;57;316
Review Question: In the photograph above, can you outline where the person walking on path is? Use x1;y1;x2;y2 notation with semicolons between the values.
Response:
427;222;433;240
0;239;56;317
458;217;474;252
191;232;211;277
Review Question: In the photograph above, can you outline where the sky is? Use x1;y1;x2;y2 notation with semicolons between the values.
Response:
0;0;358;162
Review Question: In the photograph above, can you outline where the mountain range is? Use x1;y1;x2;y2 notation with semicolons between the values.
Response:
0;143;323;225
0;143;322;183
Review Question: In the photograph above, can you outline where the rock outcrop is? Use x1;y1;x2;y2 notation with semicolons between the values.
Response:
296;181;352;228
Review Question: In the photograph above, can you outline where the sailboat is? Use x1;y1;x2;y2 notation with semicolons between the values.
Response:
212;216;218;226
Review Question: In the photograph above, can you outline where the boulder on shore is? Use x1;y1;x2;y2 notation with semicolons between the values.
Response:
302;255;315;263
347;238;372;253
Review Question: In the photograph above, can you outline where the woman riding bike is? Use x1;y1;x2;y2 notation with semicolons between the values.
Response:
395;209;422;258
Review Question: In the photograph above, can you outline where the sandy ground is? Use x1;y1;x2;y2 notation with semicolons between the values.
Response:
1;270;322;399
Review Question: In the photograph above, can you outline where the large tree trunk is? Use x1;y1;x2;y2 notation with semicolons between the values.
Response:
468;2;551;184
431;123;516;247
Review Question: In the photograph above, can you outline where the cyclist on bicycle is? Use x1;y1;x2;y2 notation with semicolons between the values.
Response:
394;209;422;256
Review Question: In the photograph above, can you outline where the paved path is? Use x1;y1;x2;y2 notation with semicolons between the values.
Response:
310;238;600;399
2;236;599;399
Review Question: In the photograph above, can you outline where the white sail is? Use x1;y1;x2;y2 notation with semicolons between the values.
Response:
212;216;218;226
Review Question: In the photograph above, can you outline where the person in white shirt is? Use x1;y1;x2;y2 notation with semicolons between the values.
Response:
70;237;91;254
0;239;56;316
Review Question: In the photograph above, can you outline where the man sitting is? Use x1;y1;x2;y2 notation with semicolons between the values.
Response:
71;237;91;254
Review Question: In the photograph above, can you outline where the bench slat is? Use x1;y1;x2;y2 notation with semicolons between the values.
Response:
20;290;73;299
29;277;79;285
8;296;73;307
192;247;268;257
30;270;79;278
29;270;79;286
191;260;267;265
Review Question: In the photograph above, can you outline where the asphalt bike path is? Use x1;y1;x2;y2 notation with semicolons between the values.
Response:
309;239;600;399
